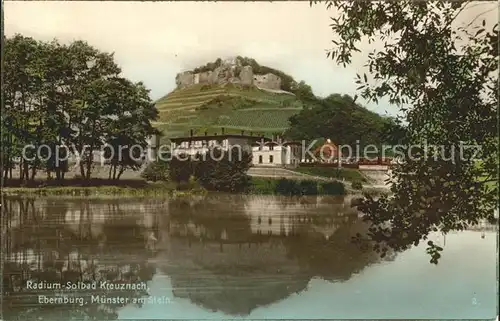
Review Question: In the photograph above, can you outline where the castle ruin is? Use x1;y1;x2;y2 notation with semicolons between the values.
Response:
175;57;283;91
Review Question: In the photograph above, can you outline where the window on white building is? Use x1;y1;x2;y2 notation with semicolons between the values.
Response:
259;155;263;164
269;155;273;163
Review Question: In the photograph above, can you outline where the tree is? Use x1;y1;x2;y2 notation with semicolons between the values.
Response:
380;117;409;146
194;148;252;193
290;80;315;101
64;41;122;180
2;34;159;182
2;35;42;181
168;148;252;192
169;153;194;184
314;1;498;263
140;159;169;182
102;78;160;180
285;93;387;148
41;40;73;181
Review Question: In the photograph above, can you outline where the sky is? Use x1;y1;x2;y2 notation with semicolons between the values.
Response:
4;1;498;117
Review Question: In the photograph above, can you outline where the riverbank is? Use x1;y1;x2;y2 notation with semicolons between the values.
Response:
249;177;347;195
291;167;368;182
1;176;388;198
1;179;206;198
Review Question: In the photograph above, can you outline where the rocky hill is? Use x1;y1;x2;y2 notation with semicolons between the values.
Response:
155;57;307;142
175;56;296;92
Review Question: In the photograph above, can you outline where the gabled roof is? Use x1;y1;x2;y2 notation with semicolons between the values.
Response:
251;140;302;147
283;141;302;146
171;134;271;143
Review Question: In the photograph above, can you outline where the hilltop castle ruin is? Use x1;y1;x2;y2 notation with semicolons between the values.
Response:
175;57;282;90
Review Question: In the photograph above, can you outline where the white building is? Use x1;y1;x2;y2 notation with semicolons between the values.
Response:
170;130;259;158
168;130;301;167
251;141;301;167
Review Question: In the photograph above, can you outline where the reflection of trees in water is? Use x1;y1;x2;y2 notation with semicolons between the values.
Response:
3;197;158;321
161;195;386;316
2;195;396;319
168;196;252;243
285;215;382;282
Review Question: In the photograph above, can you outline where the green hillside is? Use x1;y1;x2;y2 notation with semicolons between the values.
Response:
154;83;305;142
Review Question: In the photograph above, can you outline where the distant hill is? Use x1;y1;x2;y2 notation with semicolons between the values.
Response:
154;82;306;143
153;57;387;144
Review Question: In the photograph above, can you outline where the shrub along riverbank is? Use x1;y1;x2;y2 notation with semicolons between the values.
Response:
2;177;347;197
249;177;346;195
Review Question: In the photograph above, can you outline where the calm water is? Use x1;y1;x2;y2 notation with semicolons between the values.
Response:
2;195;498;320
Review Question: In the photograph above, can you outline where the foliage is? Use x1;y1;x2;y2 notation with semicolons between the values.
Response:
251;177;345;196
290;80;316;101
2;34;159;183
316;1;498;263
192;58;223;73
140;160;169;182
298;180;319;195
318;181;346;195
380;117;409;146
101;78;160;180
169;153;194;183
249;177;278;194
275;178;302;196
285;93;388;147
193;148;253;193
351;181;363;190
168;148;253;193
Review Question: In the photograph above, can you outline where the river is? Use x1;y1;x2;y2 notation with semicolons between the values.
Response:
2;195;498;320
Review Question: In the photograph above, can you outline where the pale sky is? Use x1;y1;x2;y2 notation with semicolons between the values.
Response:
4;1;498;117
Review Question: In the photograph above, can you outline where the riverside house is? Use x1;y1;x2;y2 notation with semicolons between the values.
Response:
251;139;301;168
169;129;301;167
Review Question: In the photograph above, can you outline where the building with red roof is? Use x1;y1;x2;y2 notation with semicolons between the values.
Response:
314;139;342;163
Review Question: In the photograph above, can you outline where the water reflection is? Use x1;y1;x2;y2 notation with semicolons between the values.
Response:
158;195;383;316
2;195;496;320
3;197;161;320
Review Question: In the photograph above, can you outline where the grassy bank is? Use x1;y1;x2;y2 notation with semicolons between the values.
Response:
2;176;353;198
292;167;367;182
1;179;206;198
249;177;346;196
